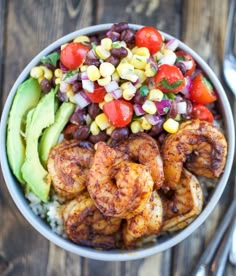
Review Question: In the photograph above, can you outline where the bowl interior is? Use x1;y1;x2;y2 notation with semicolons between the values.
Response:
0;23;235;261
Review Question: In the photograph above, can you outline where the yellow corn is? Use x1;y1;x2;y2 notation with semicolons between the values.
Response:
61;43;68;50
153;51;164;61
90;121;100;135
121;82;136;100
106;125;116;135
101;38;113;51
38;76;44;84
30;66;44;79
73;35;90;43
125;47;133;60
139;116;152;130
130;55;147;70
80;65;88;72
163;118;179;133
145;63;157;77
142;100;157;115
87;65;101;81
40;66;53;80
132;47;150;57
95;113;111;130
67;89;75;102
54;68;63;78
148;89;163;101
97;76;111;86
99;62;115;77
116;63;138;82
134;69;147;84
130;121;143;134
104;93;114;102
111;71;120;82
55;77;61;85
95;45;111;60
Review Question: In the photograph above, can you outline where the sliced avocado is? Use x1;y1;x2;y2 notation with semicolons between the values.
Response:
39;102;75;167
21;88;57;202
7;78;41;184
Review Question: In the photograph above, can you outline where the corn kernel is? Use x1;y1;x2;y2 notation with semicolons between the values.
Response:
30;66;44;79
121;82;136;100
130;55;147;69
132;47;150;57
104;93;114;102
61;43;68;50
99;62;115;77
142;100;157;115
106;125;116;135
55;78;61;85
145;63;157;77
54;68;63;78
116;63;138;83
80;65;88;72
40;66;53;80
38;77;44;84
119;57;129;64
125;47;133;60
90;121;100;135
130;121;143;134
134;69;147;84
73;35;90;43
111;71;120;82
87;65;101;81
97;76;111;86
153;51;164;61
131;46;138;54
163;118;179;133
99;101;105;110
101;38;112;51
95;45;111;60
95;113;110;130
67;89;75;103
148;89;163;101
139;116;152;130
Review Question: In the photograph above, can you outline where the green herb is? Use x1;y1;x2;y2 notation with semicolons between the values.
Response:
166;93;176;100
139;85;149;96
136;57;142;62
112;42;122;48
40;52;60;67
160;78;183;90
132;114;141;120
63;68;79;80
202;77;213;91
151;66;157;74
175;56;185;63
163;107;170;113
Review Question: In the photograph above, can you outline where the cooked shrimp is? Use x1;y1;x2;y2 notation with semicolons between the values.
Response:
162;119;227;190
117;133;164;190
161;168;203;232
87;142;154;219
63;192;121;249
123;190;163;247
47;140;94;199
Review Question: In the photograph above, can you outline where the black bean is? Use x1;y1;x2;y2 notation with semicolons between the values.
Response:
57;90;68;102
105;55;120;67
111;22;129;33
43;62;55;71
72;82;82;93
168;101;178;118
110;47;128;58
70;109;86;125
120;29;135;44
89;131;109;144
59;61;69;73
84;57;100;67
176;62;187;76
73;125;90;140
149;120;165;137
111;127;130;141
88;103;101;119
40;78;52;93
90;35;100;45
133;91;147;105
157;132;167;144
106;30;120;42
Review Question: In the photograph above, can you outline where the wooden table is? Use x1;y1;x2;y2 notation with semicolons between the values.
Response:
0;0;235;275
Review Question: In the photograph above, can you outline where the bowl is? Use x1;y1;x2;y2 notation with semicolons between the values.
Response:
0;23;235;261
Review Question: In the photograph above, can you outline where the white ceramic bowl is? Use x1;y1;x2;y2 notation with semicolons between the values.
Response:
0;24;235;261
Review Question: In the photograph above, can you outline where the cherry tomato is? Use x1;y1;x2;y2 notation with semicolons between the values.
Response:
154;64;185;93
103;100;133;127
175;50;196;76
135;26;163;54
84;83;106;103
60;42;89;70
192;104;214;122
189;74;217;104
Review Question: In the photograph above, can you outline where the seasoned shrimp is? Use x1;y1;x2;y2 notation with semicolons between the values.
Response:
117;133;164;189
63;192;121;249
162;119;227;190
161;168;203;232
87;142;154;219
47;140;94;199
123;190;163;247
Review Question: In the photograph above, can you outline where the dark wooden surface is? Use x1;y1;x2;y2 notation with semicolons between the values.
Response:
0;0;235;275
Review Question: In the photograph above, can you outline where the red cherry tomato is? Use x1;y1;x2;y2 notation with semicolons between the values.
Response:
175;50;196;76
135;26;163;54
60;42;89;70
103;100;133;127
154;64;185;93
189;74;217;104
192;104;214;123
84;83;106;103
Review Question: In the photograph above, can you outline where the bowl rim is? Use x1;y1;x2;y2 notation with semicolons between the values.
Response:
0;23;235;261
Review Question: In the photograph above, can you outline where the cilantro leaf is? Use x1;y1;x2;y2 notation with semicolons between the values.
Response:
160;78;183;90
40;52;60;67
139;85;149;96
175;56;185;63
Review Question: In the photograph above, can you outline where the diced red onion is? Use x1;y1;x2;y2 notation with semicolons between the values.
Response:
81;72;89;80
73;91;91;109
158;51;177;65
82;79;94;93
87;49;98;59
111;88;122;99
177;60;193;70
133;104;145;116
155;99;171;115
105;81;119;93
166;38;179;51
168;101;178;118
60;81;71;93
145;114;163;125
177;101;187;114
181;76;192;98
64;72;79;84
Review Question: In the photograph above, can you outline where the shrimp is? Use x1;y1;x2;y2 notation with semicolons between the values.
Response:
162;119;227;190
123;190;163;247
117;133;164;190
87;142;154;219
161;168;203;232
63;192;121;249
47;140;94;199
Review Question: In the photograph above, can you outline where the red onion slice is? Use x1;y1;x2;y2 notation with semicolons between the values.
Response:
82;80;94;93
176;101;187;114
111;88;122;99
158;51;177;65
105;81;119;93
63;72;79;84
73;91;91;109
155;99;171;115
81;72;89;80
166;38;179;51
133;104;145;116
181;76;192;98
145;114;163;125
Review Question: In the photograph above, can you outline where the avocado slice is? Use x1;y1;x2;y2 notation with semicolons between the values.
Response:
21;88;57;202
7;78;41;184
39;102;75;167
